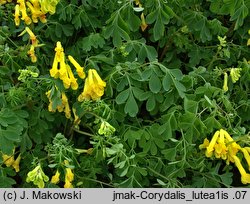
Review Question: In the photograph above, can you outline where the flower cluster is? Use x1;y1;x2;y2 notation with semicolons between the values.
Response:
98;120;116;136
50;160;74;188
18;66;39;82
47;42;106;120
49;42;81;90
46;90;71;119
26;164;49;188
222;68;242;92
78;69;106;101
200;129;250;184
13;0;60;26
2;150;21;172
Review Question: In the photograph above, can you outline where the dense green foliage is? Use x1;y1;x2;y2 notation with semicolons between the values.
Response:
0;0;250;188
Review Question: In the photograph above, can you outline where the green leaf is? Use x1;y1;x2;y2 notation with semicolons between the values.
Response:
173;80;186;98
0;176;16;187
184;98;198;114
230;4;248;30
146;95;156;112
162;148;176;161
162;74;171;91
80;33;105;52
63;24;74;36
124;93;138;117
149;73;161;93
116;89;130;104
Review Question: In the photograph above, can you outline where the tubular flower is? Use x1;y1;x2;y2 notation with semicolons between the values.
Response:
68;55;86;79
14;4;21;26
63;160;74;188
140;13;148;32
205;130;220;157
2;150;21;172
72;108;81;126
222;72;228;92
78;69;106;101
241;148;250;171
28;45;37;63
51;170;60;184
199;138;210;150
18;0;32;25
12;154;21;172
2;154;15;167
46;90;71;119
233;155;250;184
26;165;49;188
39;0;60;15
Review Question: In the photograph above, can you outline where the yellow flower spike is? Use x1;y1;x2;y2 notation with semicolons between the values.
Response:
68;55;86;79
12;154;21;172
14;4;21;26
233;155;250;184
51;170;60;184
140;13;148;32
2;154;15;167
205;130;220;158
222;72;228;92
199;138;210;149
241;148;250;170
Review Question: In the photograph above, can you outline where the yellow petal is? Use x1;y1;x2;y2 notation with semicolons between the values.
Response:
205;130;220;157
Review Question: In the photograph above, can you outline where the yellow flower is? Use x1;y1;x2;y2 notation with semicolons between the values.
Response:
205;130;220;157
14;4;20;26
68;55;86;79
230;68;242;83
2;154;15;167
78;69;106;101
26;0;44;24
64;180;73;188
66;64;78;90
199;138;210;149
247;39;250;46
233;155;250;184
18;0;32;25
140;13;148;32
222;72;228;92
51;170;60;184
73;108;80;125
26;165;49;188
241;148;250;171
27;45;37;63
12;154;21;172
64;167;74;188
